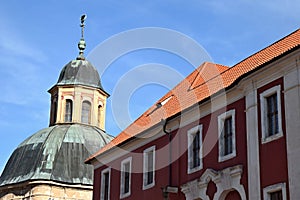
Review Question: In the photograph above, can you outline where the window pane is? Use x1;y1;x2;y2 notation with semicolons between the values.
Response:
52;100;57;123
123;162;130;194
270;190;282;200
103;172;109;200
223;117;233;156
147;151;154;185
192;131;200;168
143;147;155;188
64;99;73;122
98;105;102;126
81;101;91;124
267;94;278;136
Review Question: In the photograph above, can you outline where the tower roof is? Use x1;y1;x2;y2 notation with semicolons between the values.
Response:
53;14;107;92
56;59;104;90
0;124;113;186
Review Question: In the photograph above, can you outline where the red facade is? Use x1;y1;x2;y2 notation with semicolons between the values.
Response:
92;98;249;199
257;78;289;199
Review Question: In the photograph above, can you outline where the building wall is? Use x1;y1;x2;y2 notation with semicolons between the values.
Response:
95;133;170;200
257;78;290;199
49;85;107;130
284;61;300;199
0;182;92;200
94;98;248;200
173;98;248;199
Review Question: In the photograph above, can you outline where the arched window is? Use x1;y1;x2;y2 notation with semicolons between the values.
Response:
81;100;91;124
51;97;57;125
98;105;102;126
64;99;73;122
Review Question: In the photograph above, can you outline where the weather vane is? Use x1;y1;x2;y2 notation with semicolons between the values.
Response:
80;14;87;38
77;14;87;60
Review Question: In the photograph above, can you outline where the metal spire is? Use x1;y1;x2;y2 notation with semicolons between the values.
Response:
77;14;87;60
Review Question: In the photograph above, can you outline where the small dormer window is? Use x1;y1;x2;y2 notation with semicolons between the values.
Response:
65;99;73;122
81;100;91;124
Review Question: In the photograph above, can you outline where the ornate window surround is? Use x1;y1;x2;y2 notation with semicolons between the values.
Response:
181;165;246;200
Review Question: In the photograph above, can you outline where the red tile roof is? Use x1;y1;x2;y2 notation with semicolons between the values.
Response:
86;28;300;163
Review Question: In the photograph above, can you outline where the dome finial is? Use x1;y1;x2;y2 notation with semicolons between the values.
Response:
77;14;87;60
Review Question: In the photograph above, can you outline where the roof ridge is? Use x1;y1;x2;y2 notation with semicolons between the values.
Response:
188;62;230;91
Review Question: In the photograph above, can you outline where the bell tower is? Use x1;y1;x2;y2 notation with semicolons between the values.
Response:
48;15;109;130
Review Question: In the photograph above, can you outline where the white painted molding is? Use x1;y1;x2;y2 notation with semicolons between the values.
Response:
143;146;156;190
100;167;111;200
120;157;132;199
181;165;246;200
245;89;261;199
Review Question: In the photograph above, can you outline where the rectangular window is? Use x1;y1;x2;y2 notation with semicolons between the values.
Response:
218;110;236;162
143;146;155;190
187;125;203;174
260;85;283;143
263;183;286;200
101;168;111;200
120;157;132;198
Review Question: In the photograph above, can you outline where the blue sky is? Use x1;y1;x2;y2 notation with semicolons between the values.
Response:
0;0;299;173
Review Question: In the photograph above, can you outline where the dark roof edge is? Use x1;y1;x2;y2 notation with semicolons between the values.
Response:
47;84;110;97
0;179;93;189
85;120;164;164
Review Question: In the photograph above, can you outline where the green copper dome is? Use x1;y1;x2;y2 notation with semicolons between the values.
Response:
56;59;104;90
0;124;113;186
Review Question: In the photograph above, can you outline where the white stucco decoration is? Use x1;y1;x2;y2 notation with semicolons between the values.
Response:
181;165;246;200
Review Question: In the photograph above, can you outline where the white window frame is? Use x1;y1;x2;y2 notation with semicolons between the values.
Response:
187;125;203;174
263;182;287;200
218;109;236;162
100;167;111;200
143;146;155;190
260;85;283;144
120;157;132;199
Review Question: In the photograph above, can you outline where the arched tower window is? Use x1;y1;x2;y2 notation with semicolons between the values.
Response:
64;99;73;122
98;105;102;126
81;100;91;124
50;97;57;125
